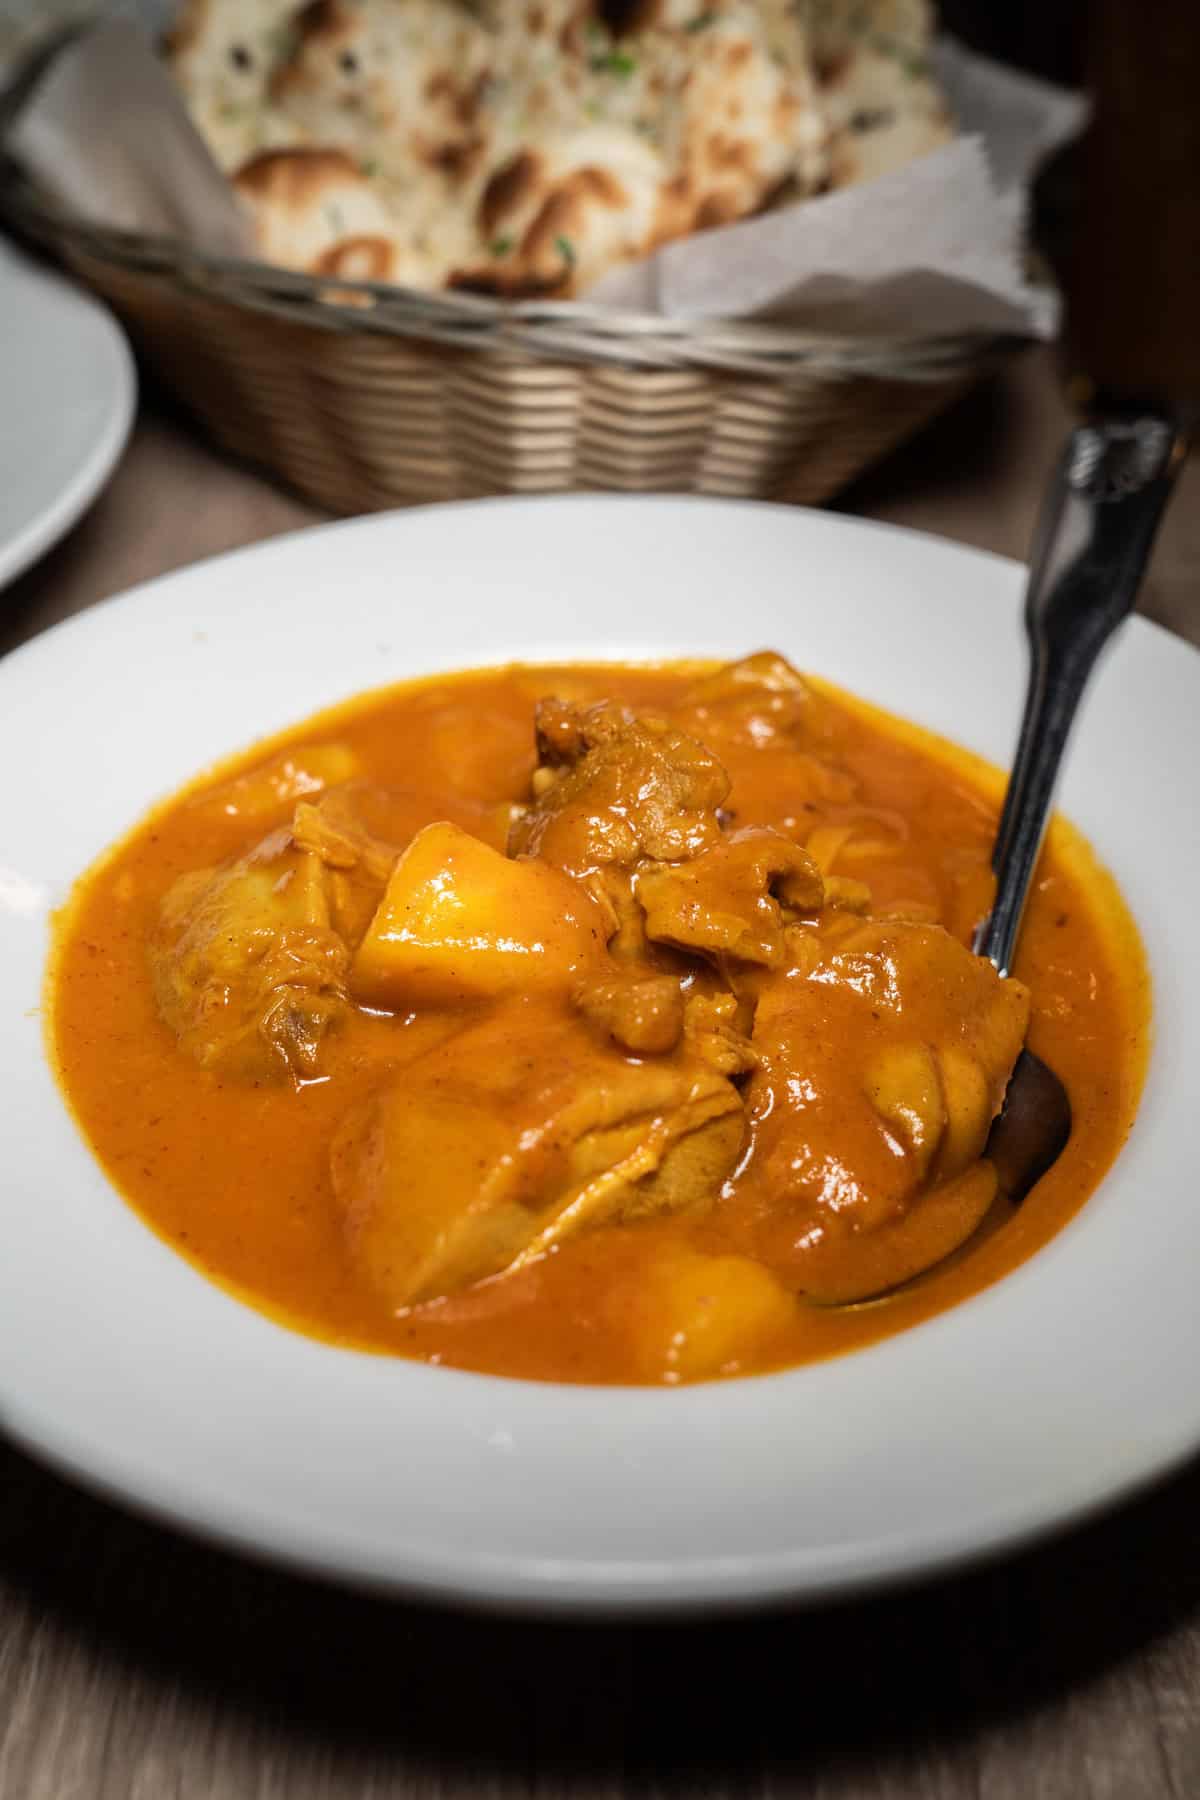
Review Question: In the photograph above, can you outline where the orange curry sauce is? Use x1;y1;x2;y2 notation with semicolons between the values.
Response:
48;662;1149;1384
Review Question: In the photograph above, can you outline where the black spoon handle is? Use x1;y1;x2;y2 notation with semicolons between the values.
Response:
974;412;1187;978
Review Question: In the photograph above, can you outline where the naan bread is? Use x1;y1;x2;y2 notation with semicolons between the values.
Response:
803;0;952;190
165;0;306;168
166;0;953;297
234;148;425;283
453;2;829;294
269;0;493;179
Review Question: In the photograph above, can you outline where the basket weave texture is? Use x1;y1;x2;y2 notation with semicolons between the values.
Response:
4;180;1008;514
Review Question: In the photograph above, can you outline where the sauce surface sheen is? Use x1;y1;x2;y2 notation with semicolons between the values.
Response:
48;659;1149;1384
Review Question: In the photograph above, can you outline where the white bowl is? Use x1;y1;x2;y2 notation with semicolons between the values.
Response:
0;236;134;587
1;496;1197;1615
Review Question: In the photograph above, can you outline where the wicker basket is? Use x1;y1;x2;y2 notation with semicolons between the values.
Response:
1;171;1014;514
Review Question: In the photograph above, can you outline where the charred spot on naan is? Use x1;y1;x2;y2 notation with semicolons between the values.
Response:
233;147;407;278
314;234;400;281
477;150;541;239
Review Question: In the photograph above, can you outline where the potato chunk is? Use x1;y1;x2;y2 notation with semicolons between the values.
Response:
621;1249;796;1384
350;821;611;1008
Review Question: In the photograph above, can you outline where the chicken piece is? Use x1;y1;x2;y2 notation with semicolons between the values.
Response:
533;694;588;768
152;787;401;1080
671;652;820;752
331;1005;745;1307
723;919;1030;1294
795;1164;1000;1307
290;786;405;945
669;656;862;838
635;827;825;968
835;920;1031;1185
152;827;351;1082
682;988;759;1077
574;970;685;1056
290;791;399;886
823;874;873;914
509;700;729;874
350;820;612;1009
862;1040;945;1186
936;1045;998;1182
188;743;360;826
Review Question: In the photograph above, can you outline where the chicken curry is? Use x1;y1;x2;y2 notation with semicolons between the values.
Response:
48;654;1149;1384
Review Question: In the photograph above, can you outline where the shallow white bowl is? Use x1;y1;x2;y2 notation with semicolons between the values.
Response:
1;497;1197;1615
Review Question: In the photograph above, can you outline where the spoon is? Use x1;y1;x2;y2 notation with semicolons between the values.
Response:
979;407;1187;1201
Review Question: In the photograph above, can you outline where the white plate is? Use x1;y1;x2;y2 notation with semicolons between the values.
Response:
0;236;135;588
1;498;1198;1616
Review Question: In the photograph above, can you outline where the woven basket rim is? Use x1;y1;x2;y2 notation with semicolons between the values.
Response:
0;165;1023;382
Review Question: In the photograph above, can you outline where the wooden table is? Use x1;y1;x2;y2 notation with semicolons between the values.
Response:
2;349;1198;1799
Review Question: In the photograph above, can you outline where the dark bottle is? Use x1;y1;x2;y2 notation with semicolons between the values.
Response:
1066;0;1200;408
